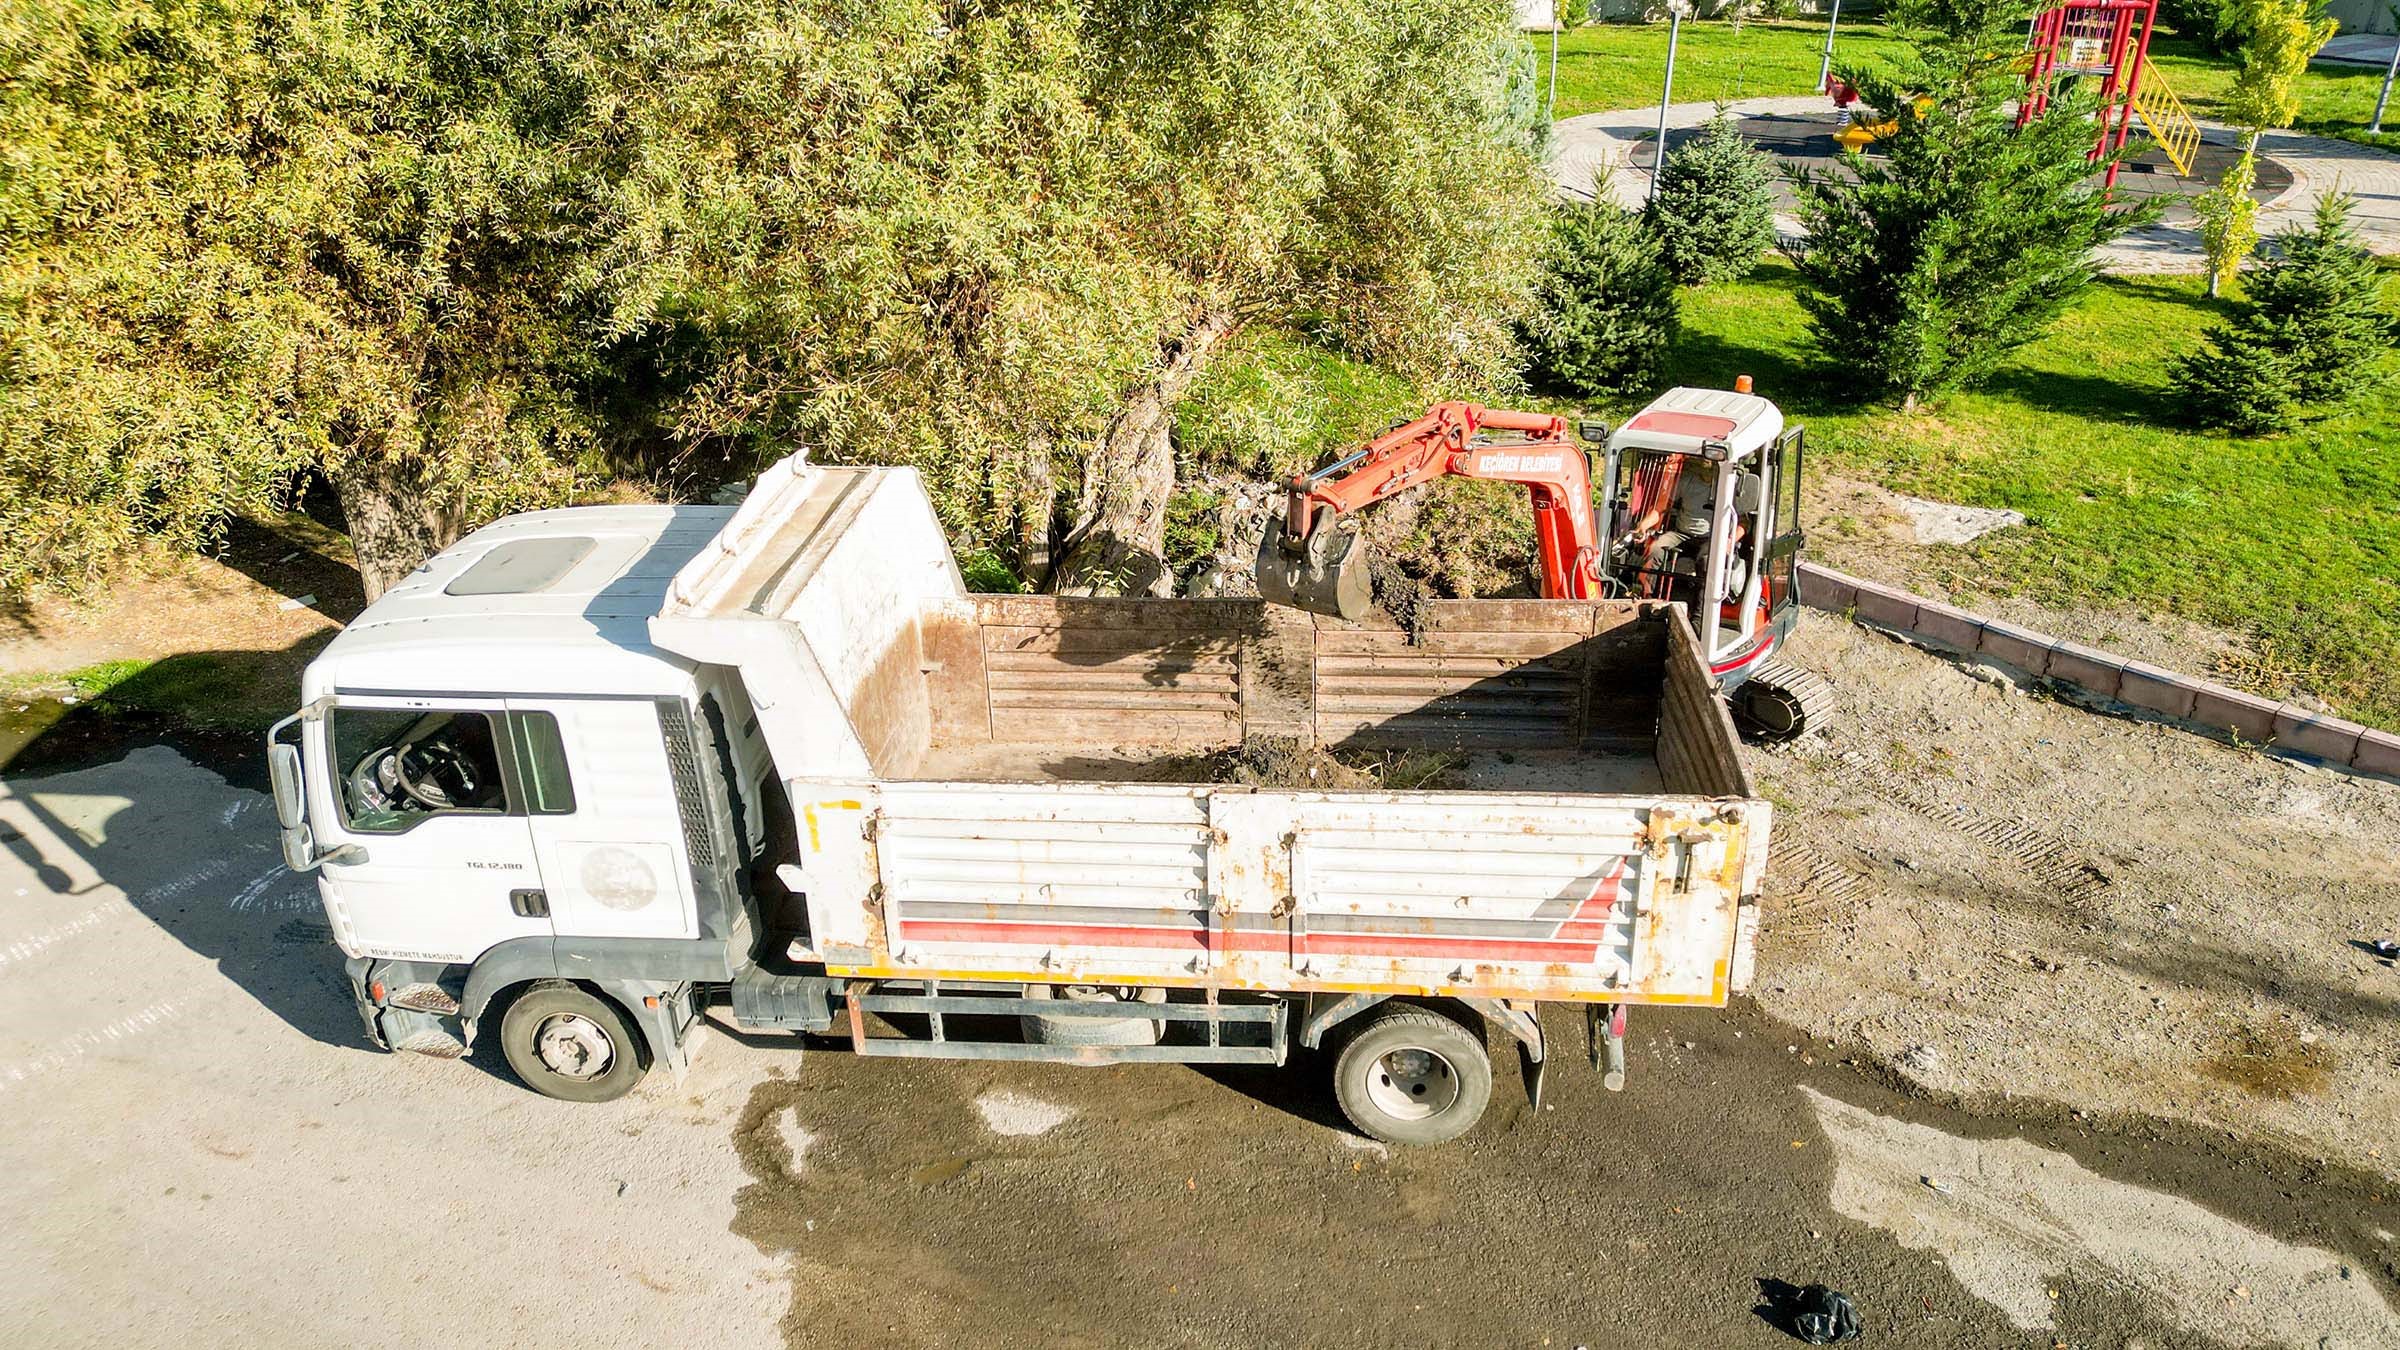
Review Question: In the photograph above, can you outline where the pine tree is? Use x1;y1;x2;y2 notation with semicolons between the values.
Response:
2172;194;2397;432
1784;0;2160;405
1524;179;1681;396
1646;112;1780;286
2255;194;2395;403
2165;325;2303;434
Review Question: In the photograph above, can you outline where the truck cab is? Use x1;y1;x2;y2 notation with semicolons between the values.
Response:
271;504;775;1080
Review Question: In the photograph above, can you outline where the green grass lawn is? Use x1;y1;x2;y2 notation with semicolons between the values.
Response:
1549;18;2398;150
1668;258;2400;728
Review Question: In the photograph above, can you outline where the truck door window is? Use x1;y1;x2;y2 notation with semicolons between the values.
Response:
507;712;577;814
333;708;510;833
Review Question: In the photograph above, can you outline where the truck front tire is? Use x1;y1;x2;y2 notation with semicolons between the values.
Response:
1331;1005;1493;1146
499;981;651;1103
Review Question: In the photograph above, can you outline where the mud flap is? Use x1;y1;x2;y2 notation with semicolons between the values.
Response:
1588;1002;1627;1091
1519;1039;1548;1112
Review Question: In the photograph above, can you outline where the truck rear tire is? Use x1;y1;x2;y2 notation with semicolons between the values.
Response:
1331;1005;1492;1146
499;981;650;1103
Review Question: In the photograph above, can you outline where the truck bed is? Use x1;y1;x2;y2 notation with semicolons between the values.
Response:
782;596;1766;1006
642;463;1764;1008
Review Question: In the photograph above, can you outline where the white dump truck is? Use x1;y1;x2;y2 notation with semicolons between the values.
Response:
267;451;1771;1144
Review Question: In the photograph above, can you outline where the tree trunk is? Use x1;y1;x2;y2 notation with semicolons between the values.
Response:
1049;312;1237;596
1015;431;1056;584
333;456;468;602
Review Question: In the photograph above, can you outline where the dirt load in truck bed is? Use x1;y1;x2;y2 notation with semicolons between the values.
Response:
1752;611;2400;1183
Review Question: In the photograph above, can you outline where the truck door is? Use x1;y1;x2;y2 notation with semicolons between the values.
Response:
505;698;699;943
311;698;552;963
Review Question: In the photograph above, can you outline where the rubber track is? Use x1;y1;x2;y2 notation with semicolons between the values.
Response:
1831;750;2112;900
1741;659;1839;739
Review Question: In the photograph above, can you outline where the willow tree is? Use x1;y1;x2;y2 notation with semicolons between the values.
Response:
570;0;1547;595
2;0;600;597
1046;0;1548;592
5;0;1545;599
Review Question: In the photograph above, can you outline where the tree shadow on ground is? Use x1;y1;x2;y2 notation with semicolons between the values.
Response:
1970;364;2179;423
3;706;367;1053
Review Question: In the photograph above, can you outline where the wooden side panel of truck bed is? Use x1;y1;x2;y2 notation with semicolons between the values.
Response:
791;781;1766;1005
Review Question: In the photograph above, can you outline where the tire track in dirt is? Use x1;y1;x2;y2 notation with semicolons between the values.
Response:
1826;749;2113;902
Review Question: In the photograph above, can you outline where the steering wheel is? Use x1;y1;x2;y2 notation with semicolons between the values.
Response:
393;736;480;810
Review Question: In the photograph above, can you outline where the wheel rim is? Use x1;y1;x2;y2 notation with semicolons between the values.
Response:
533;1012;616;1081
1364;1045;1461;1121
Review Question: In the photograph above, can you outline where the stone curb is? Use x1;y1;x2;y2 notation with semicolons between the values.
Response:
1797;562;2400;780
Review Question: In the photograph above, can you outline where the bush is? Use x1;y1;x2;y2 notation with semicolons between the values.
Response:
2172;195;2397;432
2157;0;2245;54
1523;182;1680;396
1646;113;1780;286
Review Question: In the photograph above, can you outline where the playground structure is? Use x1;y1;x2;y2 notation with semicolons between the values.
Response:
1824;0;2201;182
2017;0;2201;183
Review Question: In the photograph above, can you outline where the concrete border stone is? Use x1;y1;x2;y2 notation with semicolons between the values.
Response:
2118;660;2201;720
2044;641;2126;699
2353;733;2400;778
1795;562;2392;781
2190;685;2281;744
1908;598;1985;655
1974;619;2056;679
2274;705;2364;764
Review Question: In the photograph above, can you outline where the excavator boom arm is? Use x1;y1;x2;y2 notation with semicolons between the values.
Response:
1272;402;1602;611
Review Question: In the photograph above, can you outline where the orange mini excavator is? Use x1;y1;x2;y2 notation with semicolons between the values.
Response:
1255;382;1833;739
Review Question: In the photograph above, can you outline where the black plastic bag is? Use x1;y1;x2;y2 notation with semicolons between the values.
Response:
1793;1284;1861;1344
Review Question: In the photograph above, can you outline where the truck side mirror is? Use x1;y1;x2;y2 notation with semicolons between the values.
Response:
280;820;318;873
268;743;306;829
1577;419;1610;444
1732;471;1765;513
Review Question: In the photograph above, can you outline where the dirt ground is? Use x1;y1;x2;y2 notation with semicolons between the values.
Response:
0;513;362;685
6;520;2400;1347
1752;611;2400;1186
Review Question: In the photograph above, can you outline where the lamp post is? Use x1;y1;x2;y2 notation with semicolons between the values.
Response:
1651;0;1692;203
2373;27;2398;135
1817;0;1843;93
1548;1;1561;126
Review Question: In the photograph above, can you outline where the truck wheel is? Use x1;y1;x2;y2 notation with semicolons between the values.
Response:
499;981;650;1103
1331;1005;1492;1146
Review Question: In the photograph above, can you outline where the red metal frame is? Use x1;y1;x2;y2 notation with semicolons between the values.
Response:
2016;0;2163;189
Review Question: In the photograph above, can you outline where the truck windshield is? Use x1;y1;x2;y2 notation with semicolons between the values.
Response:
333;708;509;833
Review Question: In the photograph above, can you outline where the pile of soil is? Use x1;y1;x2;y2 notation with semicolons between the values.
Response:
1751;611;2400;1183
1115;737;1465;791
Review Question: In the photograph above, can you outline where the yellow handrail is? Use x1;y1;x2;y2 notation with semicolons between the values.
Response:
2129;58;2201;178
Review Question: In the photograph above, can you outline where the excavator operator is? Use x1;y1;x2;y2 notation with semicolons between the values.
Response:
1614;459;1746;608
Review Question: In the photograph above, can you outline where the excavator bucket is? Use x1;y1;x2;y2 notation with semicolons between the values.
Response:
1255;513;1371;621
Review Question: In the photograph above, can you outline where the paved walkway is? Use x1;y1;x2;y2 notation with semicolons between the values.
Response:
1549;95;2400;272
2316;32;2397;67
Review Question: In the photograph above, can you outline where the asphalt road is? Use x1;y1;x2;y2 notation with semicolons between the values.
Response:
2;744;2393;1348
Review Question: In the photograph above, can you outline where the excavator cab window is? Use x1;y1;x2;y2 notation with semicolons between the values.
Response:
1763;428;1806;617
